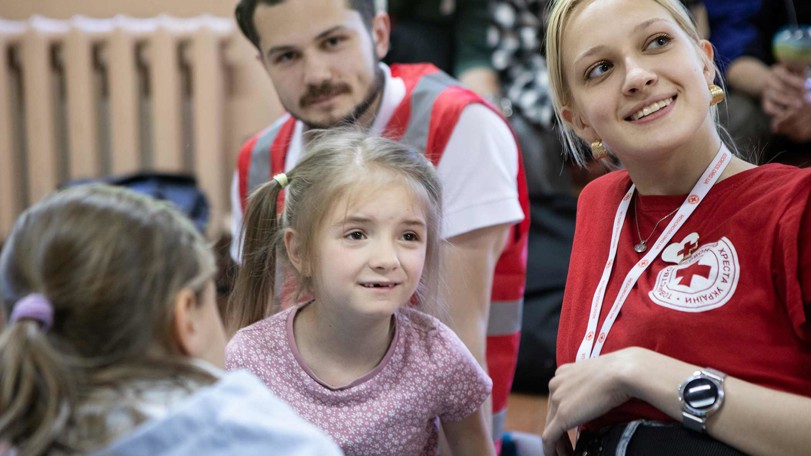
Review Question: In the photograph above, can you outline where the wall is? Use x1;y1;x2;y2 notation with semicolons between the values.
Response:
0;0;284;236
2;0;242;21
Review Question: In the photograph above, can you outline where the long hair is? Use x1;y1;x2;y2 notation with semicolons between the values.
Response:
228;127;443;333
545;0;732;165
0;185;216;455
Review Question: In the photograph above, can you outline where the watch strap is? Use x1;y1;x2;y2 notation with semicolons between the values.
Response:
682;411;708;432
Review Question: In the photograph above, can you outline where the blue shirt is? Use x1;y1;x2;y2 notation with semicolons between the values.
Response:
95;370;343;456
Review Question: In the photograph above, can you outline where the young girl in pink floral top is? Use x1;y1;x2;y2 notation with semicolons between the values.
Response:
225;129;494;456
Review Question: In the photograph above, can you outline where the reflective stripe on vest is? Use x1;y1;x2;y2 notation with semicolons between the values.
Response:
239;115;296;209
397;69;459;159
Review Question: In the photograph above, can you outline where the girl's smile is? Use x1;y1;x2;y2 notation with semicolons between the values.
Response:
359;281;399;289
305;181;428;322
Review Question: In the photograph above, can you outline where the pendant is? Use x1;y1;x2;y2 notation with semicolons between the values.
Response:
634;242;647;253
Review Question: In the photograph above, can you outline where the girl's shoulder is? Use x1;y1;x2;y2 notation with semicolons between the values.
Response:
226;307;292;360
96;371;342;456
67;377;202;451
393;310;492;416
396;307;445;339
395;308;477;363
233;307;292;337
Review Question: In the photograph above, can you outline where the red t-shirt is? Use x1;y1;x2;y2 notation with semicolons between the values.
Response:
558;164;811;430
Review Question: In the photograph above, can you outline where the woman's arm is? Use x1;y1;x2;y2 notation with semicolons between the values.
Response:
442;408;495;456
542;347;811;456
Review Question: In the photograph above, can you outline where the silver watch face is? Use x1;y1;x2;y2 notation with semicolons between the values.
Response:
683;377;719;412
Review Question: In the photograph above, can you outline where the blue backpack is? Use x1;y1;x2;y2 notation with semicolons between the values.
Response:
64;172;210;233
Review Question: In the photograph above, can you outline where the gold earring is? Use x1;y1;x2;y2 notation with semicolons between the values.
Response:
590;140;608;160
709;84;725;106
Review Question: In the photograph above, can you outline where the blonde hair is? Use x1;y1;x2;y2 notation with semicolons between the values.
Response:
228;128;443;333
0;185;216;454
545;0;728;165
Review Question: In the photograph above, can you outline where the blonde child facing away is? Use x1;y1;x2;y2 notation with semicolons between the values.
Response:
226;129;495;456
0;185;341;456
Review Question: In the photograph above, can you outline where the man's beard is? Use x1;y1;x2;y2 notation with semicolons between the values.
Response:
299;65;385;130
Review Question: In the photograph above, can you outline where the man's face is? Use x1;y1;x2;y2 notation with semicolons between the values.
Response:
253;0;390;129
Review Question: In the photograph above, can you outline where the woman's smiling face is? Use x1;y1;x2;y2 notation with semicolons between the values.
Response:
559;0;716;162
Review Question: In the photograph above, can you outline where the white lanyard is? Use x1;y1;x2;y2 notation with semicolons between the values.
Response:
576;145;732;361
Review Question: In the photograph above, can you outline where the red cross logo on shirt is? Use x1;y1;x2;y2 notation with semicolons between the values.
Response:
675;263;712;287
678;240;699;259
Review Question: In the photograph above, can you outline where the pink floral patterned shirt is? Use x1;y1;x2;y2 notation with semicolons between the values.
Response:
226;306;492;456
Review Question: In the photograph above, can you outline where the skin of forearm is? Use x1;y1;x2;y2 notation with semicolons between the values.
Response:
624;348;811;456
443;224;510;365
726;57;770;99
442;224;510;437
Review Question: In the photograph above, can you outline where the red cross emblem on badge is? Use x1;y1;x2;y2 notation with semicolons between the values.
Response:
678;240;699;259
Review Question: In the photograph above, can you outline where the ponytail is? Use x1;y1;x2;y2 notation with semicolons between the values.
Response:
0;321;79;454
227;177;287;334
1;185;220;453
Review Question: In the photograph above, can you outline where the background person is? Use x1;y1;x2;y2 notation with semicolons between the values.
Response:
704;0;811;165
384;0;500;98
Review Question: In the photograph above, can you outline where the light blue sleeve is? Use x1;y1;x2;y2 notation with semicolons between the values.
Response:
97;371;343;456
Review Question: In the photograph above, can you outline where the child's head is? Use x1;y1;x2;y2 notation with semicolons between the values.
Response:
545;0;722;164
230;128;442;331
0;184;221;453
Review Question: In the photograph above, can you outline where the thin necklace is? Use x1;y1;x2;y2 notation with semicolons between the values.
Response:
633;191;679;253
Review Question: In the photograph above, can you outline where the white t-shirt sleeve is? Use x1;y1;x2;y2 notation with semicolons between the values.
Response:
436;104;524;239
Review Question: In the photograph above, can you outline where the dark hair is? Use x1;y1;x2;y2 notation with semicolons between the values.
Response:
227;127;444;334
235;0;377;51
0;185;216;454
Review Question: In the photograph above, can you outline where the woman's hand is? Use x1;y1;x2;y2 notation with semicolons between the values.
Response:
541;347;695;455
542;347;647;455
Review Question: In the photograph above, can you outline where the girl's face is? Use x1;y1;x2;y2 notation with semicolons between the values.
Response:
301;181;428;321
560;0;716;162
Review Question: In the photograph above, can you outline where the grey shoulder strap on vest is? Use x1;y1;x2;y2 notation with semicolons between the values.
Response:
246;117;288;197
399;71;460;152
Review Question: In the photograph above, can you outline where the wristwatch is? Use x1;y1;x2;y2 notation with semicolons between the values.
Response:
678;367;726;432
